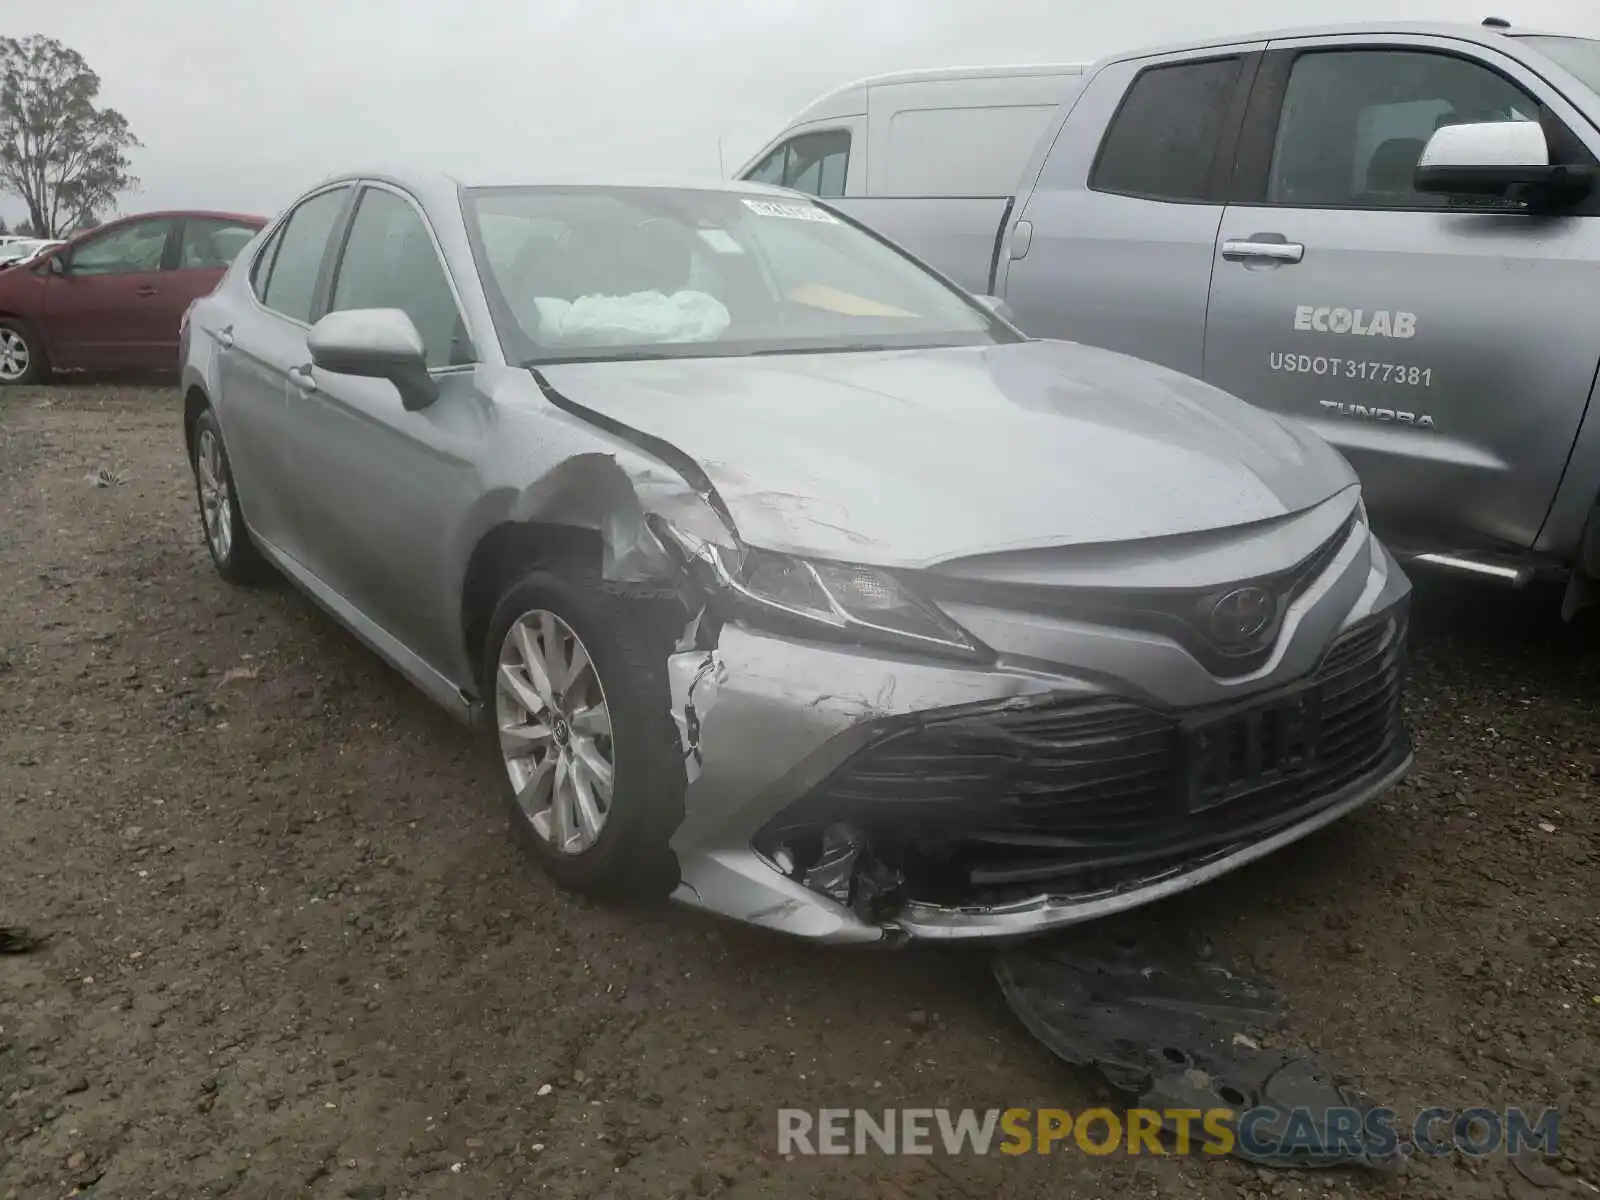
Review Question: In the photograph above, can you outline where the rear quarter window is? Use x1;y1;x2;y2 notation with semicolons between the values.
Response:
1089;56;1243;201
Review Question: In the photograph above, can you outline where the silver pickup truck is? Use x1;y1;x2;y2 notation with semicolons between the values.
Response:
738;19;1600;611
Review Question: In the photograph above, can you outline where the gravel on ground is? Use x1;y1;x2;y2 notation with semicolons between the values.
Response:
2;384;1597;1199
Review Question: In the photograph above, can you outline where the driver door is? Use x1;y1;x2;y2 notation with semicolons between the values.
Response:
42;217;177;370
279;182;487;676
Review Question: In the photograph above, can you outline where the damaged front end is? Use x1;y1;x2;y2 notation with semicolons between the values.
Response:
524;378;1410;946
747;609;1408;940
639;508;1410;945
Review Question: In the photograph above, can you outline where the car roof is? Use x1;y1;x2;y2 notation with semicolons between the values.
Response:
102;209;268;225
291;167;805;210
1101;19;1567;62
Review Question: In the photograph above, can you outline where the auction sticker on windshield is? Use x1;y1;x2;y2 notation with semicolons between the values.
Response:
741;198;840;223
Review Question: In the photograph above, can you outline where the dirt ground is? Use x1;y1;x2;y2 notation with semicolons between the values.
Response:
1;383;1597;1200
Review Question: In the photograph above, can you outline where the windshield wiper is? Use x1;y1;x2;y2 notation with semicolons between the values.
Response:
521;350;682;367
745;344;897;356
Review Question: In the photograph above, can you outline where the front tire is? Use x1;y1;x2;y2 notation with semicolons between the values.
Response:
482;569;686;900
0;319;48;386
191;407;269;584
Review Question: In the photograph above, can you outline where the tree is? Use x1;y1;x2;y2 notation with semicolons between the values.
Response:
0;36;139;238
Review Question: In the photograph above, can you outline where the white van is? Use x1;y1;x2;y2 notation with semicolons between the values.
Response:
735;64;1085;292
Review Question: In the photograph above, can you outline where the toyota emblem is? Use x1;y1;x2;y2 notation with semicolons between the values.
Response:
1208;585;1275;646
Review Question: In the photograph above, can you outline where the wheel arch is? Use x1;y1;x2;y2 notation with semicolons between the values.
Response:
183;384;210;462
459;517;690;700
460;520;605;690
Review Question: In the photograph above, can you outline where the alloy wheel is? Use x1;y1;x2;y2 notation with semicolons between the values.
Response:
0;329;29;382
196;428;234;561
495;609;616;854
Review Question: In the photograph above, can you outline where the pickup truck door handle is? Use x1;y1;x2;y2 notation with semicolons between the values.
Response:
288;364;318;394
1222;237;1305;264
135;284;159;297
216;325;234;350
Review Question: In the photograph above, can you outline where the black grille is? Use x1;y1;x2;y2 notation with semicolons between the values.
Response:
758;607;1409;907
923;509;1359;679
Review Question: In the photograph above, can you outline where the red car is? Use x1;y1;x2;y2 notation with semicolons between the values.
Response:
0;209;267;385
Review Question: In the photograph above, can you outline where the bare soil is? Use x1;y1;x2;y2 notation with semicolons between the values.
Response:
1;384;1597;1200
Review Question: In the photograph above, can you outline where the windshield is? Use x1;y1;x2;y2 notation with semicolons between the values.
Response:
462;185;1017;365
1517;35;1600;97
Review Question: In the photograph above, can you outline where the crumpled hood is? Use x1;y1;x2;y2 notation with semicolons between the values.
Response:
540;340;1355;568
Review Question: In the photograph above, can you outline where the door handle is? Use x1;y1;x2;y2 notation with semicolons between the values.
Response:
1222;238;1305;264
216;326;234;350
136;284;159;296
288;364;318;394
1009;218;1034;261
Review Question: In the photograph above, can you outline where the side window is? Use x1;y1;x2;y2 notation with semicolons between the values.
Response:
741;131;850;197
178;219;260;270
68;218;173;276
328;187;473;369
743;144;788;185
780;130;851;197
1267;50;1541;209
1089;57;1243;201
261;187;349;323
249;223;285;301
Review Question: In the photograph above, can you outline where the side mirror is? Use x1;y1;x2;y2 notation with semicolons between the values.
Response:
974;294;1016;323
306;308;440;411
1415;120;1595;209
46;254;66;276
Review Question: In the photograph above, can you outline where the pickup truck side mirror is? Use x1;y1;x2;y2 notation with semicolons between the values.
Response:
1414;120;1595;209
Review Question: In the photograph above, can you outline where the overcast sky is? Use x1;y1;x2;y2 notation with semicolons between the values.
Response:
7;0;1598;225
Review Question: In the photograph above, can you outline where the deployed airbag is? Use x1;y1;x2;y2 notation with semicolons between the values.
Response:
533;290;731;346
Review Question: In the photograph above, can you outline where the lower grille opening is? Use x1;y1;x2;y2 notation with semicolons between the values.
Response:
754;608;1410;917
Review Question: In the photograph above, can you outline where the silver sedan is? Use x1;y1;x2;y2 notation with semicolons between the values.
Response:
179;169;1413;943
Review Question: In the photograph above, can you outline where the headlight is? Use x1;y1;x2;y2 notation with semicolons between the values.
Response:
650;519;985;659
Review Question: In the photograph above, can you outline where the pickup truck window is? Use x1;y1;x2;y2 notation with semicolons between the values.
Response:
1088;57;1242;202
1517;36;1600;98
741;131;850;198
1266;50;1539;210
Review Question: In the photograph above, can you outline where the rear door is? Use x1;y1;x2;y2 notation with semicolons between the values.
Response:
163;217;263;359
998;46;1263;377
41;217;176;369
1203;35;1600;553
215;185;353;556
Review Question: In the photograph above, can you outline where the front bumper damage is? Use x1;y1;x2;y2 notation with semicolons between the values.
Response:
664;544;1412;944
522;380;1411;944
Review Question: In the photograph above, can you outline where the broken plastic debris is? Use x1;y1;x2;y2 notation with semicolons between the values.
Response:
800;824;862;905
84;467;127;487
668;649;725;784
994;924;1397;1171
